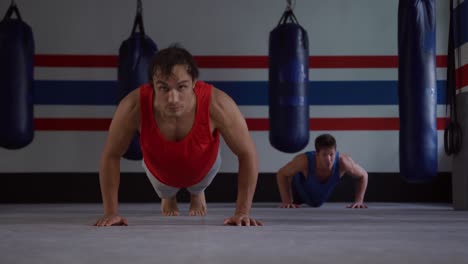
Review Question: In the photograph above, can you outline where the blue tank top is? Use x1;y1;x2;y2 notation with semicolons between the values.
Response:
292;151;341;207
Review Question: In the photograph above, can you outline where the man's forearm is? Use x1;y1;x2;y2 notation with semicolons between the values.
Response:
235;155;258;215
354;173;368;203
277;174;293;203
99;158;121;215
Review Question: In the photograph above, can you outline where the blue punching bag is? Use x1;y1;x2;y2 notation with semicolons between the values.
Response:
268;8;309;153
0;3;34;149
398;0;437;182
118;0;157;160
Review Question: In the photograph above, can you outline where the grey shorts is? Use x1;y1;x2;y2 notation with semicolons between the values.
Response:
142;151;222;199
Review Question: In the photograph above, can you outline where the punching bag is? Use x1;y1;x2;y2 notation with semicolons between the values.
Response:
0;2;34;149
268;8;309;153
398;0;437;182
118;0;157;160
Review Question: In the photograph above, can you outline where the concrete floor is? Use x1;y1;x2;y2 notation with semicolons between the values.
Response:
0;203;467;264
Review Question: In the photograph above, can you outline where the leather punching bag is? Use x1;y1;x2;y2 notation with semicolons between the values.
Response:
398;0;438;182
118;1;157;160
269;8;309;153
0;3;34;149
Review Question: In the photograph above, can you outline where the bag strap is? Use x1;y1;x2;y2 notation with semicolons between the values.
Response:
3;1;22;21
130;0;145;36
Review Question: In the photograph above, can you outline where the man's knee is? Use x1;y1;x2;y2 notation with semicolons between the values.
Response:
186;181;210;195
156;188;179;199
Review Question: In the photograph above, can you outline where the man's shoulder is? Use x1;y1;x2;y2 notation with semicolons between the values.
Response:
118;88;141;114
125;88;141;102
338;154;354;169
338;153;350;161
209;85;235;111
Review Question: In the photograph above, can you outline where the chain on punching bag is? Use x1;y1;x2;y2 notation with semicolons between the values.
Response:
398;0;438;182
268;2;309;153
444;0;462;156
0;1;35;149
118;0;158;160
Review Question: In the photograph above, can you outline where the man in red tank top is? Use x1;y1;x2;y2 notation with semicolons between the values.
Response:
95;45;262;226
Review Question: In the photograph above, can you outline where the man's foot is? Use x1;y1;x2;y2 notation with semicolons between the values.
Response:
161;196;180;216
189;192;207;216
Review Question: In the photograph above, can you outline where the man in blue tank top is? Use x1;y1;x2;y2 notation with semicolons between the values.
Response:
276;133;368;208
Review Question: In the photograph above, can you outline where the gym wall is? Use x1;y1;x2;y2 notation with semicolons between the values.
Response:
0;0;453;203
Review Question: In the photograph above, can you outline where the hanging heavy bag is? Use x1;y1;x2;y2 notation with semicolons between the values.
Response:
0;2;34;149
268;7;309;153
118;0;158;160
398;0;438;182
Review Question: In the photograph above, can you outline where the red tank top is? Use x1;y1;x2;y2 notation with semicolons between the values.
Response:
139;81;220;188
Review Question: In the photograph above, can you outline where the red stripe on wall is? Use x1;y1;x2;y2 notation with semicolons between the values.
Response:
310;56;397;68
34;55;448;69
35;117;448;131
455;64;468;89
35;55;118;68
35;118;111;131
195;56;268;68
310;118;400;130
248;118;448;131
313;55;447;68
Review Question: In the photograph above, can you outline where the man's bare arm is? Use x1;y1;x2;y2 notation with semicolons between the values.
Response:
95;90;140;226
340;154;368;208
276;154;308;207
210;88;261;226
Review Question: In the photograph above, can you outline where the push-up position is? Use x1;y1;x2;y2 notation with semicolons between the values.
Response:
95;45;261;226
276;134;368;208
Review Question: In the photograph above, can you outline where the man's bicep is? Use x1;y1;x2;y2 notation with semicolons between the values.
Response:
103;101;139;159
342;155;366;178
212;89;255;157
220;109;254;157
351;163;367;178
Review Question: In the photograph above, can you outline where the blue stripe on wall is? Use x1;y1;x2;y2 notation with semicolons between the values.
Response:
33;80;447;105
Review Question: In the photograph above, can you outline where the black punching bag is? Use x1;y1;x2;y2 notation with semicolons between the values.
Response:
269;8;309;153
398;0;438;182
118;0;157;160
0;2;34;149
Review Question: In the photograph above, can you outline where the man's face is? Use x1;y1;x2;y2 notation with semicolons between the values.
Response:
153;64;195;118
316;147;336;170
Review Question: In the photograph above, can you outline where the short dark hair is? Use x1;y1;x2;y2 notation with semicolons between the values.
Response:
315;133;336;152
148;43;199;82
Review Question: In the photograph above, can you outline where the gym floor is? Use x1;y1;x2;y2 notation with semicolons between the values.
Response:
1;203;467;263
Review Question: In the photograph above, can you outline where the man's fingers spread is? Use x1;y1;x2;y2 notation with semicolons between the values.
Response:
255;219;264;226
224;218;236;226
